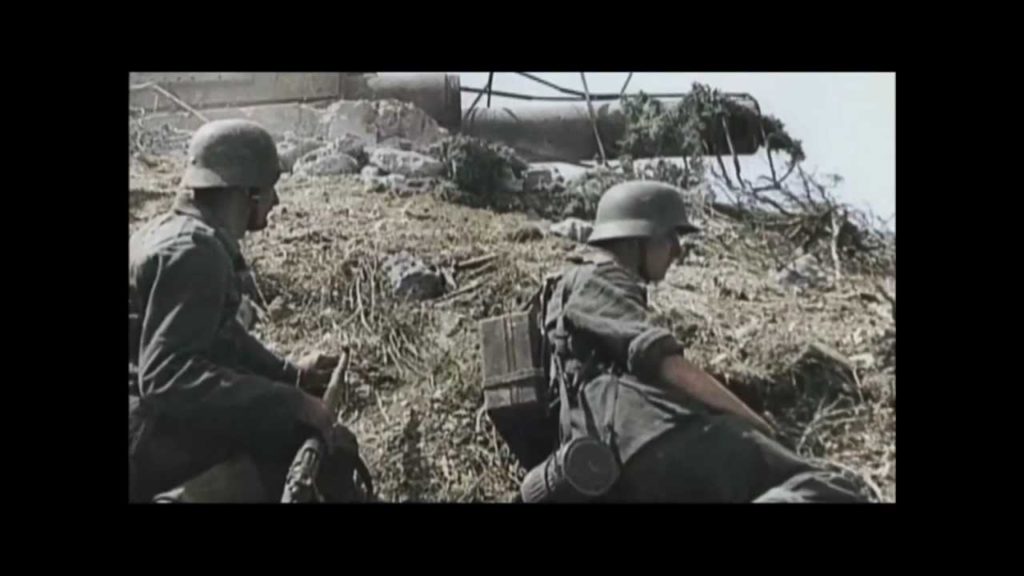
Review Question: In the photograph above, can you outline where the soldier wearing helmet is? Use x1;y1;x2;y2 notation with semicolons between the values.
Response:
129;120;362;502
525;180;865;502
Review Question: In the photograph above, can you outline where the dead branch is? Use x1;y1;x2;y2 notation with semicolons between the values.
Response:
830;208;844;283
454;253;498;272
579;73;608;166
130;82;210;123
437;278;486;302
714;153;736;190
747;188;795;217
809;457;885;503
721;115;745;190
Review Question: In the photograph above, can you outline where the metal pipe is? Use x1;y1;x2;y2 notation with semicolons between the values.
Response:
516;72;587;97
462;103;628;163
462;100;763;163
579;72;608;165
460;86;696;102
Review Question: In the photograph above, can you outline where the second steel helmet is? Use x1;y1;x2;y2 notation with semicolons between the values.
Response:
587;180;699;245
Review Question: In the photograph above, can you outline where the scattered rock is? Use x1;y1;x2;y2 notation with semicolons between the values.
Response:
318;99;447;148
383;252;446;301
389;177;437;197
524;166;555;192
379;137;414;151
775;254;830;290
372;99;448;147
277;134;324;172
319;100;378;142
788;342;858;399
370;148;445;178
428;135;529;195
549;218;593;243
294;148;360;176
361;164;385;181
329;133;371;166
849;352;877;371
507;223;545;242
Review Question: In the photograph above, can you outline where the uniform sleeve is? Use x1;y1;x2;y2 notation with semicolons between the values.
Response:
136;233;303;434
226;322;302;385
562;263;684;383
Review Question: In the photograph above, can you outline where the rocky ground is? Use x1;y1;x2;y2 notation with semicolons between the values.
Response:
129;100;895;502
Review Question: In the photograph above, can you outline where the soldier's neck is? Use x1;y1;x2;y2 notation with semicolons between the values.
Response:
598;244;646;282
192;192;249;240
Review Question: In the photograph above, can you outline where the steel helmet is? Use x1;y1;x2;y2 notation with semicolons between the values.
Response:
587;180;699;245
182;119;282;190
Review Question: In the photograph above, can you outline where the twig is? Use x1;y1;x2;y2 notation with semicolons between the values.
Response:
458;476;486;503
454;253;498;272
438;278;485;301
809;457;885;503
830;208;844;283
579;73;608;166
355;272;372;334
463;261;498;283
367;263;377;321
873;281;896;321
475;405;487;434
130;82;210;123
748;188;794;217
714;153;735;190
374;388;392;425
796;397;844;454
721;115;744;190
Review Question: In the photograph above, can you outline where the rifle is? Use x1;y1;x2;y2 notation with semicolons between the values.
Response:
282;348;372;503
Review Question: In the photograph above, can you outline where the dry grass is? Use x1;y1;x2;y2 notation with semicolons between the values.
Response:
130;153;895;503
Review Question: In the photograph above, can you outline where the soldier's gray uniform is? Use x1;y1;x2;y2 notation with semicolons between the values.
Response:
128;194;314;501
542;180;865;503
547;251;865;502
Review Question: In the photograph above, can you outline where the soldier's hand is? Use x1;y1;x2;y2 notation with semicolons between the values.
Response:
295;351;340;394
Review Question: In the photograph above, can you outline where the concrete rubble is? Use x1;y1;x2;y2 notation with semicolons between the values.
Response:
549;218;593;243
383;252;446;301
370;148;446;178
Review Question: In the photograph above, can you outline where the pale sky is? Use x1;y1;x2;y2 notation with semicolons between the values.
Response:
453;72;895;228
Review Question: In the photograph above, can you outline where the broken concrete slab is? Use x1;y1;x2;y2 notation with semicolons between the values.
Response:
372;99;448;146
320;100;377;142
370;148;445;178
330;133;370;161
294;148;360;176
549;218;593;243
383;252;446;301
277;135;324;172
319;98;448;148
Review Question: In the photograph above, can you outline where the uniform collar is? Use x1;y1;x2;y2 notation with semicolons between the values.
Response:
172;193;245;268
